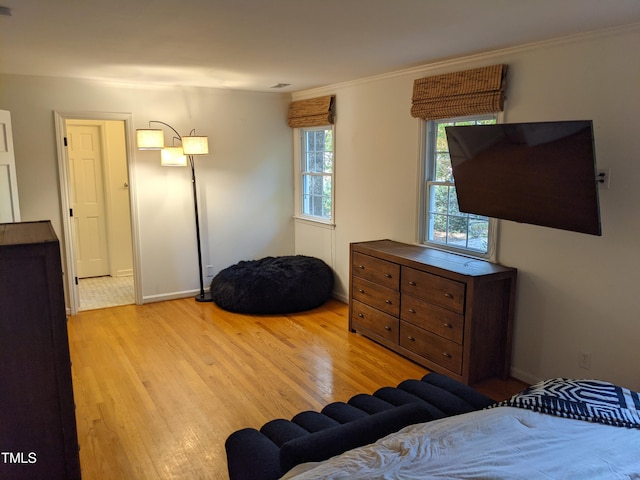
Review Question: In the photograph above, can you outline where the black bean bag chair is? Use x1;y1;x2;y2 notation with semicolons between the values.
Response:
210;255;334;314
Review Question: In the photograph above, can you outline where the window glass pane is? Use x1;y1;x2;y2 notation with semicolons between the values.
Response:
300;127;333;221
447;214;468;247
314;152;324;172
322;175;332;214
448;187;461;215
324;151;333;173
428;213;448;245
423;115;495;256
436;122;449;150
434;151;452;182
304;130;333;174
301;128;333;220
469;217;489;251
429;184;451;214
302;174;331;218
306;175;321;195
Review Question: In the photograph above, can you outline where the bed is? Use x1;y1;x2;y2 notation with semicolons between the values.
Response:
280;378;640;479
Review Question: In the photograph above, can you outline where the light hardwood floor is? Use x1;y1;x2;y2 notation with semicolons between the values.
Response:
68;298;526;480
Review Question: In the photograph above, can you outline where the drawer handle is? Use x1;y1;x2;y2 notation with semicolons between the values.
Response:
408;281;416;286
444;293;453;299
358;264;365;269
443;322;453;328
385;273;392;278
385;299;392;304
442;352;452;358
407;336;416;342
358;288;365;293
384;325;392;331
408;308;416;314
358;313;364;318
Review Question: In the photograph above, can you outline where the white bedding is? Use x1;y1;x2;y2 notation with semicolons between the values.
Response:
281;406;640;479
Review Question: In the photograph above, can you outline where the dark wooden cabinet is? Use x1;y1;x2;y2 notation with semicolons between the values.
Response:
0;221;81;479
349;239;517;385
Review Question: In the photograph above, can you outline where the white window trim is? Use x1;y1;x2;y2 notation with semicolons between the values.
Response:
293;125;336;226
417;113;504;262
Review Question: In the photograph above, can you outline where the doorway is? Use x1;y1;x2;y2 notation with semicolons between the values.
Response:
55;112;142;314
0;110;21;223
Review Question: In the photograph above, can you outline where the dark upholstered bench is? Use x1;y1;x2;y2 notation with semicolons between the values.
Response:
225;372;495;480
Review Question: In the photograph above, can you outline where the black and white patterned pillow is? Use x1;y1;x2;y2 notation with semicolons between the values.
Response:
491;378;640;429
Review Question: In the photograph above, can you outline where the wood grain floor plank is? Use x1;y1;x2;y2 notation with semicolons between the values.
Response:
68;298;523;479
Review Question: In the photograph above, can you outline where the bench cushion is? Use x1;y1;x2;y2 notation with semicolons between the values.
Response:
225;372;495;480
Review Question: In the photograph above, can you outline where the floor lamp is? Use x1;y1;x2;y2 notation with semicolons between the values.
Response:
136;121;213;302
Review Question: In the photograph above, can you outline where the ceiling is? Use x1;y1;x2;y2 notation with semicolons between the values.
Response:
1;0;639;93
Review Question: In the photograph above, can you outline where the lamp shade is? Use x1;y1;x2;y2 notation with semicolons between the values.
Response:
136;129;164;150
161;147;187;166
182;135;209;155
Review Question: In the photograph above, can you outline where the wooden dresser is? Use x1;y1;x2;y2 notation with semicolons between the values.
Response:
349;239;517;385
0;221;81;479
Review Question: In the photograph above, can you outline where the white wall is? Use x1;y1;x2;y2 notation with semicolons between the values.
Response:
0;75;294;301
295;25;640;390
2;26;638;390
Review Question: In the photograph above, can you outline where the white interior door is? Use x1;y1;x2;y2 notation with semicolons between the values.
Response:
67;124;110;278
0;110;20;223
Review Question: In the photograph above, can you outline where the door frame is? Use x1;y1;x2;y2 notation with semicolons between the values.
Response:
0;110;21;223
54;111;142;314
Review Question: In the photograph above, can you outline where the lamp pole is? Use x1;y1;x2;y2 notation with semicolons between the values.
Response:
136;121;213;302
189;154;212;302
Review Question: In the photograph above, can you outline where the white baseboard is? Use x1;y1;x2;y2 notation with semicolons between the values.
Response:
332;291;348;304
510;367;542;386
142;289;200;303
145;290;347;306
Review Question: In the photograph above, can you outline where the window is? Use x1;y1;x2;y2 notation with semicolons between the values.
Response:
421;115;497;258
299;126;334;222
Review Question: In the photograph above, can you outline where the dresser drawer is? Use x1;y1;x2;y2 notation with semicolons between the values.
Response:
352;276;400;316
400;322;463;375
351;300;399;343
401;267;465;313
350;240;517;384
401;295;464;344
352;252;399;290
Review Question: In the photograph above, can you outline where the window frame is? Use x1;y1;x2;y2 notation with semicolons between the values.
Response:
418;114;500;260
294;125;335;225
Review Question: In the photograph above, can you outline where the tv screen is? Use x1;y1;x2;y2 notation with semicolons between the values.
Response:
446;120;602;236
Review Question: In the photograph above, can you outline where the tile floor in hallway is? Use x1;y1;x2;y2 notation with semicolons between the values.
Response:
78;275;134;311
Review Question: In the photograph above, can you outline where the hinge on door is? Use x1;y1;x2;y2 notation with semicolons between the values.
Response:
64;137;68;147
69;208;73;217
75;277;78;285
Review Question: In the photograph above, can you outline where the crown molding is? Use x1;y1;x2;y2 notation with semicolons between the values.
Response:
292;22;640;100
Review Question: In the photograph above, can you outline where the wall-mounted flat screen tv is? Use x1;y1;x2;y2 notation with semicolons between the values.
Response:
445;120;602;236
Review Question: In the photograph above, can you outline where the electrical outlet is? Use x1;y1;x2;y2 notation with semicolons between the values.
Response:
597;168;610;189
206;265;215;277
579;352;592;370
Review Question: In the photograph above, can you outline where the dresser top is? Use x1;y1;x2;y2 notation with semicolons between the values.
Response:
0;221;59;247
351;239;515;278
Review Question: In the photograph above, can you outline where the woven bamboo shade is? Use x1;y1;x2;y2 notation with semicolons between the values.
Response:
288;95;335;128
411;64;508;120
